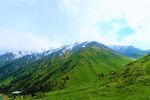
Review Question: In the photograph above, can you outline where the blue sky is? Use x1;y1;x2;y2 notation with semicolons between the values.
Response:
0;0;150;53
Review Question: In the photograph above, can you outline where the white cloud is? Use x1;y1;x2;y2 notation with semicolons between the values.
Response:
59;0;150;49
59;0;81;14
0;32;62;51
1;0;150;51
77;25;119;45
121;24;150;49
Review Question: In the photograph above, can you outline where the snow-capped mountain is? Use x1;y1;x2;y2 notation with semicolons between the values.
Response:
0;51;30;62
0;41;112;63
1;42;149;62
53;41;110;56
0;48;60;62
0;41;111;79
108;45;149;58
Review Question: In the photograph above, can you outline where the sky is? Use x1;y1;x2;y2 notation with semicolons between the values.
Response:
0;0;150;53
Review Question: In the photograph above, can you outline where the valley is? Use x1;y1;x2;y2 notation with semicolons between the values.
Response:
0;41;149;100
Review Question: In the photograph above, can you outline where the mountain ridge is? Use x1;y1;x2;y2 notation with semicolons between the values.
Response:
0;41;131;94
0;41;149;62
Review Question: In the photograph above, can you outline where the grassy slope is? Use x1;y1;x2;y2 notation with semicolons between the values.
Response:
1;45;131;94
44;54;150;100
15;55;150;100
0;54;43;85
64;46;131;86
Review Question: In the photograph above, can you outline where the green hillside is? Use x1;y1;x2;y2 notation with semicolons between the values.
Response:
10;54;149;100
14;54;150;100
0;42;131;95
0;54;43;85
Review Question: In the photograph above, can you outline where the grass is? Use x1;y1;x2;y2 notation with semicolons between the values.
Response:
13;81;150;100
0;76;13;86
1;45;131;94
13;55;150;100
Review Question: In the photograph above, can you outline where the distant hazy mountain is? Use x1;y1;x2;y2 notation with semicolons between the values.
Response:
145;49;150;54
108;45;150;58
0;41;131;94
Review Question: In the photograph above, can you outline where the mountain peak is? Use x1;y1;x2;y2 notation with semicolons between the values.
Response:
59;41;110;53
0;41;111;62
